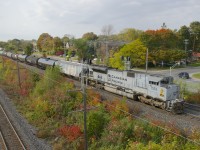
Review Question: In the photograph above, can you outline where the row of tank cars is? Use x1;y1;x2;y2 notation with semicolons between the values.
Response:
0;50;184;113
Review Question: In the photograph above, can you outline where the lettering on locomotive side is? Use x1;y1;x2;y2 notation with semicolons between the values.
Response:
108;74;127;81
107;74;127;85
111;79;123;84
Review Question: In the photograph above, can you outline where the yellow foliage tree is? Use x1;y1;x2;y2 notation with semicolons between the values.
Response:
109;39;147;69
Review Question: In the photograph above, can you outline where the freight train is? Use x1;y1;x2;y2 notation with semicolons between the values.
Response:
0;50;184;114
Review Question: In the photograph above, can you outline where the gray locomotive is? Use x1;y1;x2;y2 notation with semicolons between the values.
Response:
0;51;184;113
86;65;183;113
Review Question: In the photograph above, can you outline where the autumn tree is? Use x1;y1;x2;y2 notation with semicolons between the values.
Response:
139;29;189;64
140;29;178;51
109;39;147;69
37;33;53;52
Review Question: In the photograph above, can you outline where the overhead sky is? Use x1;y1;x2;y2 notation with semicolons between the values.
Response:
0;0;199;41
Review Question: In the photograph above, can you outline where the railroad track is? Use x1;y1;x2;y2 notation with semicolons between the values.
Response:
0;131;7;150
184;102;200;118
184;102;200;112
0;104;26;150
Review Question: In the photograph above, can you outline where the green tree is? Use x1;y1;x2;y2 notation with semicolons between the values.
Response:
5;39;20;51
0;41;7;49
177;25;191;50
118;28;143;42
189;21;200;52
150;49;186;64
82;32;98;41
32;66;61;97
53;37;63;52
24;43;33;55
87;109;110;139
109;39;147;69
73;38;88;61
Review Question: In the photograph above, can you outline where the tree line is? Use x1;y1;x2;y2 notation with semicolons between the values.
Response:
1;21;200;68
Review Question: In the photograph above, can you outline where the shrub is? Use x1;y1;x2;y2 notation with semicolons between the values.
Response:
105;99;129;119
187;90;200;104
58;125;82;142
97;117;134;149
87;108;110;139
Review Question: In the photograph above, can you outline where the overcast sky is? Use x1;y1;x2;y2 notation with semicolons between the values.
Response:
0;0;199;41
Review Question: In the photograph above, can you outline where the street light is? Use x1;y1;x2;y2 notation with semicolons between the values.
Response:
170;63;179;76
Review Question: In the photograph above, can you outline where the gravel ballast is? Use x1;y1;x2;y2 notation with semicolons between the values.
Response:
0;89;52;150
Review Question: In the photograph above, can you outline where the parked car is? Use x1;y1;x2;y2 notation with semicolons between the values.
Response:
178;72;189;79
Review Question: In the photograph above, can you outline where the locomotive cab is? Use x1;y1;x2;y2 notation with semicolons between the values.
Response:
148;75;178;101
147;75;183;113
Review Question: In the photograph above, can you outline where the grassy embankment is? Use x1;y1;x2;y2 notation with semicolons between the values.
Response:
192;73;200;79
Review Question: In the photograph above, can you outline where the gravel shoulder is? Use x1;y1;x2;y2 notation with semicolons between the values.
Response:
127;100;200;135
0;89;52;150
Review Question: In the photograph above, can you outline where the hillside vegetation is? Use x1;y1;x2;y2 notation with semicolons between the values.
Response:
0;57;199;149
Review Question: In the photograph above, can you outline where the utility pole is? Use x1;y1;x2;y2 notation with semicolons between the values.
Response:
145;48;148;89
16;61;21;89
105;41;108;65
81;63;88;150
184;39;189;65
145;48;148;74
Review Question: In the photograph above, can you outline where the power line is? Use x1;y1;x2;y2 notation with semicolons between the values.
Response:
81;64;88;150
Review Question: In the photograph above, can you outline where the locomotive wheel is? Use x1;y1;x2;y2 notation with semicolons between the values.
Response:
133;95;139;101
150;100;154;106
161;102;166;110
139;96;144;103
